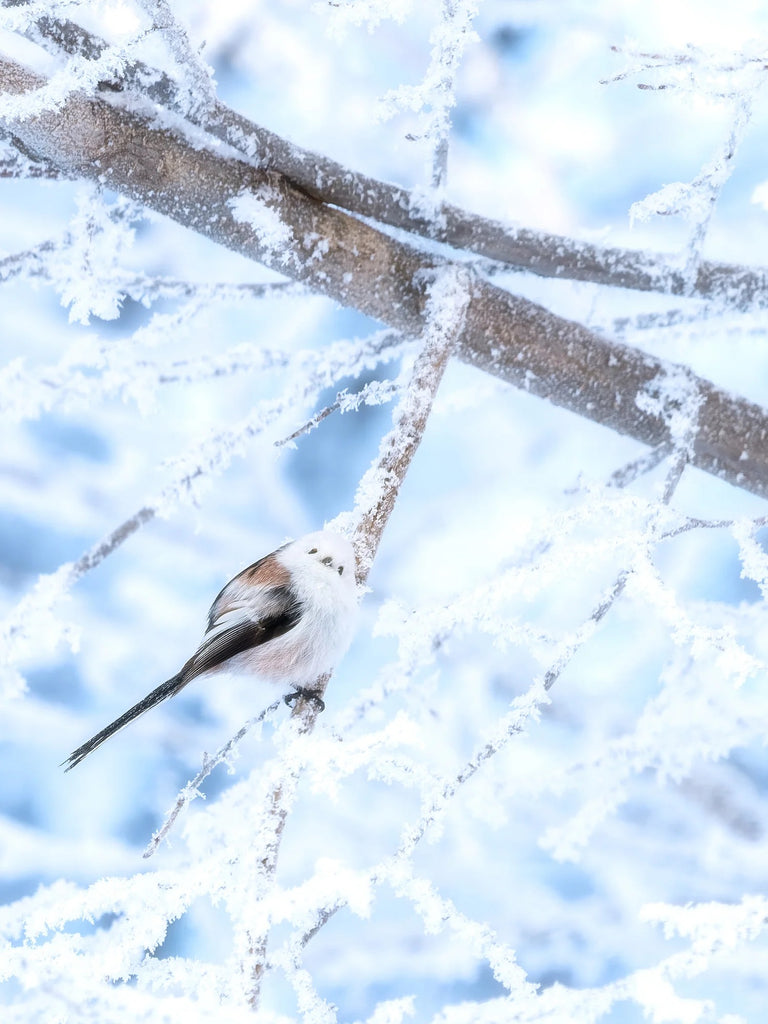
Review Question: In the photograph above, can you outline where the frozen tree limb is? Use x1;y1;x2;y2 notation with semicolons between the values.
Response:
10;15;768;312
1;56;762;499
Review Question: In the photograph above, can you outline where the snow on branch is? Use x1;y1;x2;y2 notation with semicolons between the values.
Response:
0;28;148;121
339;265;471;578
377;0;480;190
5;51;768;501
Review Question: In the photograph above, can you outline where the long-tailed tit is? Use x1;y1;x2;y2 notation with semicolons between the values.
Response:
63;530;358;770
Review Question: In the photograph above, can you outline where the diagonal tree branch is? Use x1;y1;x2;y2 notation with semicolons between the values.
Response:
2;56;768;501
242;268;470;1008
13;12;768;310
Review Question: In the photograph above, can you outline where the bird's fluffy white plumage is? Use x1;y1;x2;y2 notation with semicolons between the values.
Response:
213;530;358;684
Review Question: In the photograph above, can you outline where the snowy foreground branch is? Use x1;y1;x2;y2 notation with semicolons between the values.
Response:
2;55;768;498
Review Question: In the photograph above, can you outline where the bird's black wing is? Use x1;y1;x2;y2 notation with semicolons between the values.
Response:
190;589;302;678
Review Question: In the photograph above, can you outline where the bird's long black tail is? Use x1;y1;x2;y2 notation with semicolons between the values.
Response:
62;673;188;771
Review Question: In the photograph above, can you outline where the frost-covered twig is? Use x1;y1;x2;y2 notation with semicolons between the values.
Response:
142;698;283;859
118;277;299;306
0;238;56;282
548;374;701;689
136;0;215;118
604;42;768;95
342;267;472;579
606;442;674;489
609;44;765;282
413;895;768;1021
610;306;717;336
378;0;479;190
276;379;401;448
630;95;756;284
0;286;307;422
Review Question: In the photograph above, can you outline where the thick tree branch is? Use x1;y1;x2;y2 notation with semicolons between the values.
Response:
2;56;768;500
15;14;768;309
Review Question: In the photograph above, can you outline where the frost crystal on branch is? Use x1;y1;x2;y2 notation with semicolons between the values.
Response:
617;44;767;279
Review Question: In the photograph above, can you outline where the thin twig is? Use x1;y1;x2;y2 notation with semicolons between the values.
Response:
118;277;301;305
135;0;215;117
349;268;472;580
273;426;699;960
606;443;674;489
142;699;283;858
0;239;57;282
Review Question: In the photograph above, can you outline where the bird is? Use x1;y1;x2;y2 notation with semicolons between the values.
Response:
63;530;358;770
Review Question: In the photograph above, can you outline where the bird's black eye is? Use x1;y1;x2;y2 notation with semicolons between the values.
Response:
308;548;318;554
338;566;344;576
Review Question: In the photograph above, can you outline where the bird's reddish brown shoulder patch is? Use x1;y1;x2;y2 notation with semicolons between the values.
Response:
241;553;291;588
